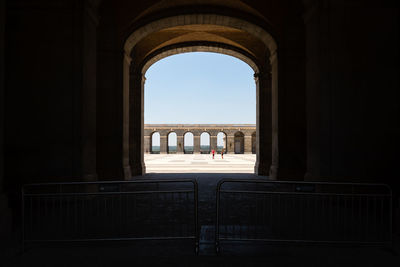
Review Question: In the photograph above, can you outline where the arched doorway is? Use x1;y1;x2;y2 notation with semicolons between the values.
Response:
151;132;160;154
167;132;177;154
123;13;278;177
200;132;210;154
184;132;194;154
234;132;244;154
217;132;227;153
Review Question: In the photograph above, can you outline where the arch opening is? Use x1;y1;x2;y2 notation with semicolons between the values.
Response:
125;13;278;178
184;132;194;154
168;132;177;154
151;132;160;154
234;131;244;154
217;132;227;153
200;132;210;154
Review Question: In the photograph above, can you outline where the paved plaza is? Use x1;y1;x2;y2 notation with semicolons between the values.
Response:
144;154;256;173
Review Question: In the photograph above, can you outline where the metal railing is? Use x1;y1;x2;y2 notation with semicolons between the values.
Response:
22;179;199;253
215;179;392;253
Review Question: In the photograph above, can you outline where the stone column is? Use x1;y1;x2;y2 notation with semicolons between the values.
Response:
270;51;279;179
193;135;200;154
129;70;145;176
226;135;235;154
255;69;273;177
122;53;132;179
143;136;150;154
176;135;184;154
210;135;218;152
160;135;168;154
244;135;252;154
81;0;100;182
303;0;331;181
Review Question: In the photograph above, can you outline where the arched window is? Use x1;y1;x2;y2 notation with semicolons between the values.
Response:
234;131;244;154
151;132;160;154
217;132;227;153
184;132;194;154
200;132;210;154
168;132;177;154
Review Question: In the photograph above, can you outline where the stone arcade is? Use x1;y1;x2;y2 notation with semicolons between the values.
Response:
144;124;256;154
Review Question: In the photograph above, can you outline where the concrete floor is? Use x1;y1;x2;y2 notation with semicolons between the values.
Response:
144;154;256;173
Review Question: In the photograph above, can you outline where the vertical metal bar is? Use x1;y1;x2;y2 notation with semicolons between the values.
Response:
111;193;115;235
104;195;108;237
37;196;41;236
239;193;243;240
351;192;355;241
119;183;122;236
254;195;258;239
358;195;362;241
193;180;199;255
215;181;221;254
186;191;190;237
66;195;70;238
74;194;78;238
389;190;393;246
21;187;25;252
336;194;340;241
344;195;348;241
83;196;86;238
269;193;273;237
262;194;266;236
330;194;334;240
371;195;376;240
52;195;56;236
314;193;318;240
59;194;63;236
277;193;281;239
366;195;369;241
170;191;174;237
126;192;129;235
133;193;137;236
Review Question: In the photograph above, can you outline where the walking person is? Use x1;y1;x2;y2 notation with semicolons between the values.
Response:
211;149;215;159
221;148;224;159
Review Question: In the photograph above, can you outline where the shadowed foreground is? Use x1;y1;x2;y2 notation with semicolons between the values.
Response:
3;174;399;266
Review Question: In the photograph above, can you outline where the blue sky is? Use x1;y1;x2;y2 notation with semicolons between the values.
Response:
144;52;256;124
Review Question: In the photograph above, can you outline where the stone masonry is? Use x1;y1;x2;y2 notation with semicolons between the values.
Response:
144;124;256;154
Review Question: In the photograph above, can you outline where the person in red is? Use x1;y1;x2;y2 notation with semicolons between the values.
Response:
221;148;224;159
211;149;215;159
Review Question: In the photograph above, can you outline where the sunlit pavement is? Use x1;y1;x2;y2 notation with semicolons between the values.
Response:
144;154;256;173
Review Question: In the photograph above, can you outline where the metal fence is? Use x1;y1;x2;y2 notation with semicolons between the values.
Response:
22;179;199;253
216;179;392;253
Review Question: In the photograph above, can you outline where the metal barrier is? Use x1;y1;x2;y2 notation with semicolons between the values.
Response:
216;179;392;253
22;179;199;253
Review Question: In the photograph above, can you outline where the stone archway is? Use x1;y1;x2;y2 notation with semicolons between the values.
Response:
217;132;227;153
200;132;211;154
123;14;278;178
167;132;177;154
234;131;245;154
184;132;194;154
150;132;160;154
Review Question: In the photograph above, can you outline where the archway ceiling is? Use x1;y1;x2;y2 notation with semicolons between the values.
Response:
133;24;267;67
